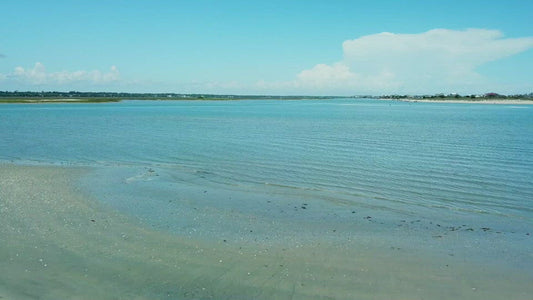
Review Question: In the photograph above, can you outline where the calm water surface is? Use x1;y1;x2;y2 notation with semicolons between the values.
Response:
1;99;532;271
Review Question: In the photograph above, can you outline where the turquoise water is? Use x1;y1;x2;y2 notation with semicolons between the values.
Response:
1;99;532;271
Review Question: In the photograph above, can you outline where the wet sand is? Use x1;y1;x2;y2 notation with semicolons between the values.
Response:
1;164;532;299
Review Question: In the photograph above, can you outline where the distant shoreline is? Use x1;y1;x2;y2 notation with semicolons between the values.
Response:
380;98;533;105
0;98;122;104
2;96;533;104
0;96;334;104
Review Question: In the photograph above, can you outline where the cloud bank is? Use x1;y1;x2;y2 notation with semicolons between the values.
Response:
258;29;533;95
2;62;120;86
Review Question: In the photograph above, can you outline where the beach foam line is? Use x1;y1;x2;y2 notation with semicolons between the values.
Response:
1;164;531;299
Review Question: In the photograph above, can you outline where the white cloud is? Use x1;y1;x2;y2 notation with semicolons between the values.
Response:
297;63;358;87
3;62;120;85
259;29;533;95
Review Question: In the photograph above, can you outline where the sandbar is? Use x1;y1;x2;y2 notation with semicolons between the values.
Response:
1;164;531;299
381;98;533;104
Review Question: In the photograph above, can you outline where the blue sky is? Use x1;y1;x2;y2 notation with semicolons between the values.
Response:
1;0;532;95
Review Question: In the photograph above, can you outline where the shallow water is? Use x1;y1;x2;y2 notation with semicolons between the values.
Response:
1;165;532;299
1;99;532;298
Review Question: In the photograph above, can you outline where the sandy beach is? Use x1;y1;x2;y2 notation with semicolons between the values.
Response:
381;98;533;104
1;164;532;299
